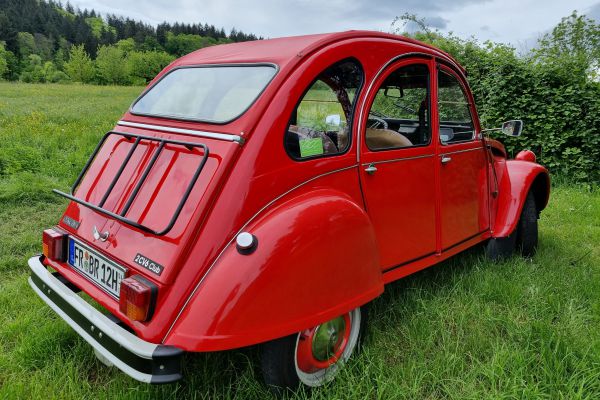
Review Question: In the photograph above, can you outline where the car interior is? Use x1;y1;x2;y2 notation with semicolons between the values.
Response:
285;60;362;159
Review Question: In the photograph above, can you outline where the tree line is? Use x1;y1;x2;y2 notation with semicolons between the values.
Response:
0;0;260;83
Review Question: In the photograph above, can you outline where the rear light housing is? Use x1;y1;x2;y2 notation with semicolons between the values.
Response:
42;227;68;262
119;275;157;322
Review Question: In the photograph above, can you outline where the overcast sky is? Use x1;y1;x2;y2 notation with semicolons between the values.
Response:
69;0;600;51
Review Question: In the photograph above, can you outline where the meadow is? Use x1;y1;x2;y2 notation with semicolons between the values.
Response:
0;82;599;399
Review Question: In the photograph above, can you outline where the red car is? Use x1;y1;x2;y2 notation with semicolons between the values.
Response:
30;31;550;391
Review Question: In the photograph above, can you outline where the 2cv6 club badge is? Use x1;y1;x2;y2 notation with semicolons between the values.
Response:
29;31;549;391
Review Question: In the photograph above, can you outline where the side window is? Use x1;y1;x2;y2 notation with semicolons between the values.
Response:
438;70;475;144
285;59;363;160
366;64;430;151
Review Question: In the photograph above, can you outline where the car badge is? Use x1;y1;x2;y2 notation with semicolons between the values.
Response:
93;226;109;242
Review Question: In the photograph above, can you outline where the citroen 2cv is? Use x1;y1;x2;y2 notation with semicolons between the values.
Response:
29;31;550;391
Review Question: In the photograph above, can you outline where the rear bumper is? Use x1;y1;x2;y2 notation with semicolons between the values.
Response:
28;255;183;384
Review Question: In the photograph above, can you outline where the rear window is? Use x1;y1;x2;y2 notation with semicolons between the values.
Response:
131;65;277;123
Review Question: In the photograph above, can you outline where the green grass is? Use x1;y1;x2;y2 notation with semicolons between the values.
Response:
1;82;599;399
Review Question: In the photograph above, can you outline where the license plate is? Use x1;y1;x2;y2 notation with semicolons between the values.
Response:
67;238;127;298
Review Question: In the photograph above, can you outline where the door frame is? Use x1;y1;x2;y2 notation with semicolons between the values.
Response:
433;62;490;252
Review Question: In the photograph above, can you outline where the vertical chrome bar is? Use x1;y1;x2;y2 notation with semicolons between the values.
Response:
98;137;141;207
120;141;165;217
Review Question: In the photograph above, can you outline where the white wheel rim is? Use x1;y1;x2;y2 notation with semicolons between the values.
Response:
293;307;361;387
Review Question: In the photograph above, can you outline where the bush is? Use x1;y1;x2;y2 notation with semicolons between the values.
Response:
126;50;174;84
64;44;95;83
95;45;129;85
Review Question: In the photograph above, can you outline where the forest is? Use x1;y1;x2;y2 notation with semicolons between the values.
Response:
0;0;260;84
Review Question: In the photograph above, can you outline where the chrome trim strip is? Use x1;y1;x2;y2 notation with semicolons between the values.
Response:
441;146;483;156
28;256;159;382
361;153;434;166
164;164;358;340
117;121;244;144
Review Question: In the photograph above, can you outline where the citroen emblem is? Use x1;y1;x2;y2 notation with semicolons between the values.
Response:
93;226;109;242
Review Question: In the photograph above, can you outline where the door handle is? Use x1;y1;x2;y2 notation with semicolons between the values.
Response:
441;155;452;164
364;164;378;175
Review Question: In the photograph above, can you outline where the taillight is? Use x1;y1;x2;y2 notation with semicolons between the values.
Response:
119;276;157;322
42;228;68;262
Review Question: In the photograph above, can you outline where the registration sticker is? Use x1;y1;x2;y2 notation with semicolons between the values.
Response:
299;137;324;157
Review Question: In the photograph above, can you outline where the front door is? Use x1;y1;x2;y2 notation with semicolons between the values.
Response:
435;65;489;249
359;59;437;271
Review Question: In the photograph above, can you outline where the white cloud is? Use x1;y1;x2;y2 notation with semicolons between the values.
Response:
67;0;600;46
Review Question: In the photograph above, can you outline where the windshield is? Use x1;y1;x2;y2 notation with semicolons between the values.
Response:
131;65;277;123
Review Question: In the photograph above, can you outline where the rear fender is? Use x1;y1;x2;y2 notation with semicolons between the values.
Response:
492;159;550;238
164;189;383;351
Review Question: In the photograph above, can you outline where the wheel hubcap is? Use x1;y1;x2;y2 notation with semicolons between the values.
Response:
294;308;361;386
311;316;346;362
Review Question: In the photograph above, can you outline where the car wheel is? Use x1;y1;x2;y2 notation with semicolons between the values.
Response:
516;191;538;257
260;307;364;395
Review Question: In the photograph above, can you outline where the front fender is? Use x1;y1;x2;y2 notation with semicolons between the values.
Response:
164;189;383;351
492;159;550;238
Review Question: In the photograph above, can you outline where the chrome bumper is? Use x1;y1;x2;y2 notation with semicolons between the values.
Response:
28;256;183;384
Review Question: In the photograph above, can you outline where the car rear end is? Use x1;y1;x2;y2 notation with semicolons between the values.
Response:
28;62;278;383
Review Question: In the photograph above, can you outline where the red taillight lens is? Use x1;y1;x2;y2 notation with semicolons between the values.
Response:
119;276;157;322
42;228;68;262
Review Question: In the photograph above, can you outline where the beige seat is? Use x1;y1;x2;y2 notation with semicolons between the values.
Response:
366;128;412;150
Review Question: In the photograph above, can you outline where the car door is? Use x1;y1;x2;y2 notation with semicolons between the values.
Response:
359;58;437;271
435;64;489;250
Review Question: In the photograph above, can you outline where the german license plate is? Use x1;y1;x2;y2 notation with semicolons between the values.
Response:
67;238;126;298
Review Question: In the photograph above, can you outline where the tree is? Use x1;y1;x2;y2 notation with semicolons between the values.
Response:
16;32;37;58
19;54;45;82
64;44;95;83
0;42;8;79
95;45;128;84
115;38;135;54
164;32;204;57
534;11;600;83
126;50;174;85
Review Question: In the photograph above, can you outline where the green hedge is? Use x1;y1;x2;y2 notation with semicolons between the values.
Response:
403;12;600;183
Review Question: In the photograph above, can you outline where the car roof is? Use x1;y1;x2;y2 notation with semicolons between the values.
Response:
173;30;464;73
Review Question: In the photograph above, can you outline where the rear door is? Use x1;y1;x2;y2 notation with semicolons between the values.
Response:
435;65;489;249
359;58;437;271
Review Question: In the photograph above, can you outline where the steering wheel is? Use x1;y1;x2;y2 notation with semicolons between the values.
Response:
368;113;388;130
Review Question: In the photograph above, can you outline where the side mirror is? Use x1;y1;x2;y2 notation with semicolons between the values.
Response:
502;120;523;137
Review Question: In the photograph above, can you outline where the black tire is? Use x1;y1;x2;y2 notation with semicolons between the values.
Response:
260;307;366;396
261;334;301;396
516;191;538;257
485;232;516;261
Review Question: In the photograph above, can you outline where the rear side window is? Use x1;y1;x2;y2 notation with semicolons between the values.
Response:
438;70;475;144
131;65;277;123
285;59;363;160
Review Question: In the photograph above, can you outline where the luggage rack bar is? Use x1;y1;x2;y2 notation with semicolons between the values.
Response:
53;131;209;236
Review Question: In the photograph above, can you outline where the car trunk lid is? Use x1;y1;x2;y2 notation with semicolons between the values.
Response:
57;127;240;285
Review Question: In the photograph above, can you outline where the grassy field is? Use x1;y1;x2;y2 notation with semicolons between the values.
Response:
0;82;599;399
